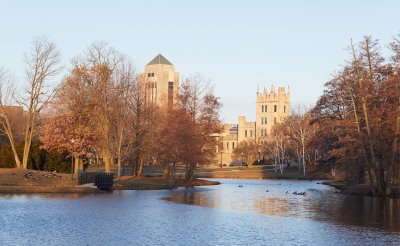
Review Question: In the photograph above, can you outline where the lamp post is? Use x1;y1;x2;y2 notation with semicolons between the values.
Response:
71;138;74;180
220;150;223;168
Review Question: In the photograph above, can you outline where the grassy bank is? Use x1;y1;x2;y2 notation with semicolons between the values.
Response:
0;168;102;193
114;177;220;190
197;166;311;179
0;168;220;192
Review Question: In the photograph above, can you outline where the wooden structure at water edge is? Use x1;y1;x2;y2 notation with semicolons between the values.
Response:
78;172;114;191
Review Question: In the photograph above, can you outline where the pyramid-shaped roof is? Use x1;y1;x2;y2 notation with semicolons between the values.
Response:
147;54;173;65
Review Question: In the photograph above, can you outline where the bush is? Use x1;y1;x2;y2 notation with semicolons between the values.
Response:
0;142;71;172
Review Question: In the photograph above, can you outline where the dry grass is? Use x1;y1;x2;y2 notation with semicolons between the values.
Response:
0;168;76;187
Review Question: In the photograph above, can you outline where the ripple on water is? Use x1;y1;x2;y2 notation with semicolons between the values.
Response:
0;179;399;245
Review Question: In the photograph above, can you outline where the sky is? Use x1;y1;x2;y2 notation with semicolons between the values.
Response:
1;0;400;123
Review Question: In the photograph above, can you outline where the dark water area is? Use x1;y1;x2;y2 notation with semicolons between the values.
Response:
0;179;399;245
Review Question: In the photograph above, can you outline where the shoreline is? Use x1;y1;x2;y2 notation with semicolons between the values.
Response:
0;185;101;194
0;167;322;193
114;177;220;190
322;181;400;198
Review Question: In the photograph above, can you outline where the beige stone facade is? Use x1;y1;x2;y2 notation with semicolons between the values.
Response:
256;85;290;143
214;85;290;166
140;54;179;108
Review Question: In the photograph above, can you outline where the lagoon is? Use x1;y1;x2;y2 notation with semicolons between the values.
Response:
0;179;399;245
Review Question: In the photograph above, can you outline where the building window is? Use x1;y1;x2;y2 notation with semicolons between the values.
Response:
261;130;263;136
168;81;174;89
265;129;267;136
245;130;248;137
232;142;235;149
265;117;267;124
265;105;267;112
250;130;252;137
274;117;277;124
227;142;229;150
274;105;277;112
262;117;264;125
148;73;154;77
284;105;286;113
262;105;264;112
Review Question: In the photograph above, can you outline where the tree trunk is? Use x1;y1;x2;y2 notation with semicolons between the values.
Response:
302;143;306;177
117;155;121;179
137;158;144;177
168;163;176;188
22;137;32;169
163;164;169;178
103;148;111;173
10;141;21;168
185;163;196;184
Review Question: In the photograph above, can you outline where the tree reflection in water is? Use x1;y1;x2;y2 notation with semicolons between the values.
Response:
162;179;400;232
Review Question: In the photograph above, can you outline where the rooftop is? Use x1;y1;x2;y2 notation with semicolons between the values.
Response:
147;54;173;66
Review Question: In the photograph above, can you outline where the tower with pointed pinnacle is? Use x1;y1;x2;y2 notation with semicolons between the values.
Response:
140;54;180;108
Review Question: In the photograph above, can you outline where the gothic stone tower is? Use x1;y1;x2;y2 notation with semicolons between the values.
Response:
256;85;290;142
140;54;179;108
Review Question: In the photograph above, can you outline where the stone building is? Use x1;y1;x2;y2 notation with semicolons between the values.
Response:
216;85;290;165
256;85;290;143
140;54;179;108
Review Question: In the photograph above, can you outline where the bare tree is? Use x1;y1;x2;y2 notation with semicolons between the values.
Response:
0;67;22;167
110;59;136;179
289;105;312;177
21;36;62;169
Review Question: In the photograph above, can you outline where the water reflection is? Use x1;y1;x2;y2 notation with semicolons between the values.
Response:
162;179;400;232
1;179;399;245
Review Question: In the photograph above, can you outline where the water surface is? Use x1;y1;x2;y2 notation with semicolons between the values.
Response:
0;179;398;245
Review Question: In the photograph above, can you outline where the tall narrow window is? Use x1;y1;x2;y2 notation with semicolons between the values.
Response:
227;142;229;150
265;105;267;112
274;105;277;112
262;105;264;112
265;117;267;124
261;117;264;125
284;105;286;113
274;117;277;124
250;130;253;137
168;81;174;107
245;130;247;137
261;130;263;136
232;142;235;149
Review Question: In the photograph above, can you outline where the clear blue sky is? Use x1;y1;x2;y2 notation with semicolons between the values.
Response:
1;0;399;123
